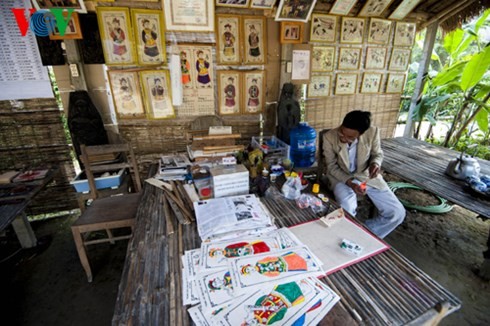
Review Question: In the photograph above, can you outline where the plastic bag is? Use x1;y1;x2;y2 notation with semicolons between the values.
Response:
295;194;327;215
281;176;302;200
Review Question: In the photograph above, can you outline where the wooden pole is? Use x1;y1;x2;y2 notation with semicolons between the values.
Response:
403;21;439;138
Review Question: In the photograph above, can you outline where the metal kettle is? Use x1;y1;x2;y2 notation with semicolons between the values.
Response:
445;145;481;180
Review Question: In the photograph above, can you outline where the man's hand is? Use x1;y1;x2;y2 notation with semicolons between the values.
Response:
346;179;366;196
369;163;380;178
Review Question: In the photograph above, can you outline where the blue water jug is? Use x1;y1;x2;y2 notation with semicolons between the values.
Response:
289;122;317;168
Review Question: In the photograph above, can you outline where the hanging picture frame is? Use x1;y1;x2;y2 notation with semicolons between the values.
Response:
338;47;362;70
250;0;275;9
49;12;83;40
365;47;387;70
131;9;166;66
367;18;392;45
275;0;318;23
329;0;356;16
386;73;406;93
394;22;416;46
108;70;145;119
217;71;241;115
243;71;265;114
312;46;335;72
358;0;394;17
340;17;365;44
361;72;383;93
139;70;175;119
389;48;411;71
389;0;423;20
242;16;267;65
291;44;312;83
97;7;136;66
216;0;251;8
216;15;241;65
32;0;87;13
193;47;214;89
280;22;304;44
308;75;331;98
335;73;358;95
164;0;215;32
310;14;337;43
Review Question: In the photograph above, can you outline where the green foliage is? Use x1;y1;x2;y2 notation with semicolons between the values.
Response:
460;46;490;91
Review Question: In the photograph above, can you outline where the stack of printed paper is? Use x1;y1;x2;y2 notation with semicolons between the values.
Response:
193;194;275;241
182;228;340;325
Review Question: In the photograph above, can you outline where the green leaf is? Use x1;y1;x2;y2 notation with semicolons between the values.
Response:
461;46;490;91
475;109;488;132
474;8;490;33
432;61;466;86
444;29;464;57
475;85;490;99
454;34;476;58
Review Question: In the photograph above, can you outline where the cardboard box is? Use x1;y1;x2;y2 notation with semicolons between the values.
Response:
210;164;249;198
70;169;125;193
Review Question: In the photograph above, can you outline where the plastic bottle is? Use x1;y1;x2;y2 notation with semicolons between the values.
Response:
289;122;317;168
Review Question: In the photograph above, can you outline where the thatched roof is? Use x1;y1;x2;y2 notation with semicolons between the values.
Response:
316;0;490;32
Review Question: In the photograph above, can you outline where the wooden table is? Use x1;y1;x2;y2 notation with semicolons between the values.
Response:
0;169;56;248
381;137;490;267
113;165;461;326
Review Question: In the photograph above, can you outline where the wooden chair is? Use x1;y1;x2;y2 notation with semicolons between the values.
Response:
71;143;142;282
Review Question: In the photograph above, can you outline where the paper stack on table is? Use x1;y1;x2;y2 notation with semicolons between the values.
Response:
182;228;340;325
193;194;275;241
154;155;190;181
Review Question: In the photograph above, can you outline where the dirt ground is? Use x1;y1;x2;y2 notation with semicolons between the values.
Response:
1;173;489;325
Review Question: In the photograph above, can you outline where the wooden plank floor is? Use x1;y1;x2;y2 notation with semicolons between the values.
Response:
381;137;490;219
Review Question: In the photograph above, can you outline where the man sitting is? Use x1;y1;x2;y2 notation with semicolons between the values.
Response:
322;110;405;238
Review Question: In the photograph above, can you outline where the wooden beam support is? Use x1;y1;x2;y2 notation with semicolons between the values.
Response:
420;0;477;30
403;21;439;138
64;40;87;91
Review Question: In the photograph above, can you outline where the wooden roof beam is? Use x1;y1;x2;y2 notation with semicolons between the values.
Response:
420;0;478;30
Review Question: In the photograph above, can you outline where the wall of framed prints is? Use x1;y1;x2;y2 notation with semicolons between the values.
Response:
48;0;418;158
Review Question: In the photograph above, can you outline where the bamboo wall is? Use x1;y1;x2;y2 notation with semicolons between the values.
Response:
0;99;78;214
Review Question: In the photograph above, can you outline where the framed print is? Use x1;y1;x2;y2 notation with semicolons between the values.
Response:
139;70;175;119
193;47;214;88
308;75;331;98
97;7;136;66
340;17;365;44
164;0;215;32
310;14;336;43
216;0;251;8
291;44;312;83
368;18;392;45
358;0;394;17
49;12;83;40
335;73;358;95
244;71;265;114
216;15;241;65
386;73;406;93
250;0;275;9
218;71;241;115
389;48;411;71
365;47;387;69
179;47;194;89
389;0;423;20
338;47;362;70
108;70;145;119
361;72;382;93
329;0;356;16
280;22;304;44
394;22;416;46
32;0;87;13
243;16;267;65
312;46;335;72
131;9;166;66
275;0;318;23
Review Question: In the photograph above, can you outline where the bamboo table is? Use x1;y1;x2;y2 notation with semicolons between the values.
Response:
381;137;490;267
0;169;56;248
112;165;461;326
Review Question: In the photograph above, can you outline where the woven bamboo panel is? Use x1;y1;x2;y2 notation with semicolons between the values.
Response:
305;93;401;139
0;99;78;214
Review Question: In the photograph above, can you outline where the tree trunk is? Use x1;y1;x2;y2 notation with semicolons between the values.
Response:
450;92;490;146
